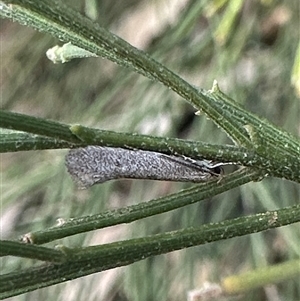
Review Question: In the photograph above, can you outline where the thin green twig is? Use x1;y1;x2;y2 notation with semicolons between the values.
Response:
0;240;65;263
23;168;260;245
1;1;299;182
1;204;299;299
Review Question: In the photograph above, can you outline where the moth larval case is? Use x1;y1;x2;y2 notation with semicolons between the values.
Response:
65;146;223;189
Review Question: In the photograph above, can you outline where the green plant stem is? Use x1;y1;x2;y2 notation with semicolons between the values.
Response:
1;2;299;299
23;168;260;245
0;0;252;146
0;241;65;263
3;1;299;156
222;259;300;294
0;110;80;145
0;130;74;152
211;88;300;157
1;1;299;181
69;124;251;163
0;110;253;163
1;204;299;299
1;110;299;181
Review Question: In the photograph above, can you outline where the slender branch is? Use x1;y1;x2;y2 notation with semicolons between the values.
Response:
3;1;299;156
1;204;299;299
1;1;299;181
0;110;254;163
222;259;300;294
0;1;252;146
0;2;299;299
211;87;300;157
23;168;260;245
0;129;74;152
0;241;65;263
1;110;299;181
0;110;80;144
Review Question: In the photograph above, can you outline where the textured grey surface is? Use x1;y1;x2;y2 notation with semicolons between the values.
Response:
65;146;222;188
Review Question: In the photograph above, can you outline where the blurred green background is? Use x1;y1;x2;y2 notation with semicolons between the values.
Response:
1;0;299;300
